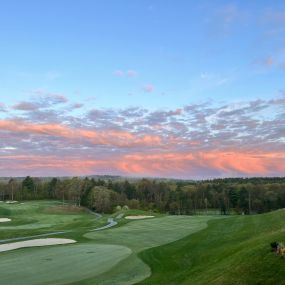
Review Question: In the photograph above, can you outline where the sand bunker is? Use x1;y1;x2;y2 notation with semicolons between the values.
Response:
125;215;155;220
0;218;11;223
0;238;76;253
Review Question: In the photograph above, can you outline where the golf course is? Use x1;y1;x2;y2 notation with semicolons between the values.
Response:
0;200;284;284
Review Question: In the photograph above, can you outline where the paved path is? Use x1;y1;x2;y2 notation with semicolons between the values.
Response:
116;213;124;219
90;218;118;231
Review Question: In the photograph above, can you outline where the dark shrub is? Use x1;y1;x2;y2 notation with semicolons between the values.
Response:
271;241;278;251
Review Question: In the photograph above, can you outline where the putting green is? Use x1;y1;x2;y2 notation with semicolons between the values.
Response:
85;215;213;252
0;243;131;285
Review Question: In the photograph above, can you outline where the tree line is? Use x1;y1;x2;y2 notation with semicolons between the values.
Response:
0;176;285;214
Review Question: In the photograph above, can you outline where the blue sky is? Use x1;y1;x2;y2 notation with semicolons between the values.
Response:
0;1;284;178
1;0;284;109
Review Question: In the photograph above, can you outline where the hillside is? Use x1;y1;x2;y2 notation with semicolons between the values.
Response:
138;209;285;285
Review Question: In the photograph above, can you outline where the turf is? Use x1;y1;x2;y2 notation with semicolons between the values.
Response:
0;243;131;285
0;201;105;241
0;201;216;284
138;209;285;285
84;215;213;252
1;200;284;285
83;215;214;284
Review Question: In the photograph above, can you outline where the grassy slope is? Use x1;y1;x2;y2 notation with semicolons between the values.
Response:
138;209;285;285
81;215;215;285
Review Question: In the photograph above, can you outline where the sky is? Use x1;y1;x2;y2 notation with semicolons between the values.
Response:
0;0;285;178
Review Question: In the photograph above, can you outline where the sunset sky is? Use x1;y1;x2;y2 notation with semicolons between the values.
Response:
0;0;285;178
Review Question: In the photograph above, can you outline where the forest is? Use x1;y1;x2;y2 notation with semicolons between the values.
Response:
0;176;285;215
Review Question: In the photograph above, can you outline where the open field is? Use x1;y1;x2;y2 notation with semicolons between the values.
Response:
0;200;284;284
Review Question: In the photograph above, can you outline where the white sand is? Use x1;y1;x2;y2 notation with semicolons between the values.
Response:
125;215;155;220
0;238;76;253
0;218;11;222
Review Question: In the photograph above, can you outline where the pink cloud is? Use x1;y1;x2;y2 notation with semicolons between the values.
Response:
117;151;285;178
3;150;284;178
143;84;154;93
127;70;137;77
0;119;162;148
71;103;84;109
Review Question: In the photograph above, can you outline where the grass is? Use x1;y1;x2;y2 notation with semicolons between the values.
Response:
138;209;285;285
84;215;214;252
83;215;215;284
0;201;105;241
0;244;131;285
0;200;284;284
0;201;216;284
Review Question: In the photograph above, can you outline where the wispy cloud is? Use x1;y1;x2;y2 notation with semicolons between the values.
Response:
33;90;68;105
12;101;40;111
206;3;245;37
10;91;69;113
0;103;7;112
200;72;232;87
